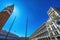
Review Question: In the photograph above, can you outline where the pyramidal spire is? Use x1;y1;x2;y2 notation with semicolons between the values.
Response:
3;4;14;15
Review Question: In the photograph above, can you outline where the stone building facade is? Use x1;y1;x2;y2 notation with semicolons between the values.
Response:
30;7;60;40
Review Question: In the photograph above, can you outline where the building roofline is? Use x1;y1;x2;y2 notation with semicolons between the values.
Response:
30;19;49;38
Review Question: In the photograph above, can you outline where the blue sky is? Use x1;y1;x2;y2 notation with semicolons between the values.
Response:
0;0;60;37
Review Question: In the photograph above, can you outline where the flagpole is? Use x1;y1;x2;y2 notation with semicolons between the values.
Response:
25;16;28;40
5;16;16;40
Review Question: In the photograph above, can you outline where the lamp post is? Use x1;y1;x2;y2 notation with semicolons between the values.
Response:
25;16;28;40
5;16;16;40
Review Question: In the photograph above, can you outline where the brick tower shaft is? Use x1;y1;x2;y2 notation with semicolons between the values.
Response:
0;5;14;30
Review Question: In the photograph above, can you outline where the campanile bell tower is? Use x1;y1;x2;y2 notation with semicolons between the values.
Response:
0;5;14;30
